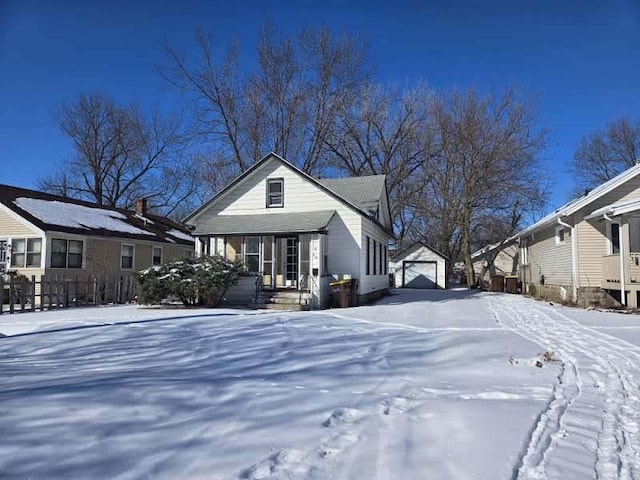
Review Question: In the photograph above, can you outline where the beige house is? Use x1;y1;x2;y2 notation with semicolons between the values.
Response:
471;238;519;288
514;163;640;307
184;152;394;309
0;185;194;285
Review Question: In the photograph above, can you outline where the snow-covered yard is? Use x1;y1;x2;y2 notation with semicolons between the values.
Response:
1;289;640;479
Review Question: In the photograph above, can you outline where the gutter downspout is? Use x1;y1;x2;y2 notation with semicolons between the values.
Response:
604;214;626;306
558;218;578;302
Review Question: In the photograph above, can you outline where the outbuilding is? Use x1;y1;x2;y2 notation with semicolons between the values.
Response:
390;241;448;289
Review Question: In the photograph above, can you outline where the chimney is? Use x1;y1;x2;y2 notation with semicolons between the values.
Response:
135;198;148;216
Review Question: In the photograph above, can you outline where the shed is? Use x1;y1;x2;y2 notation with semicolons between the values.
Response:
390;242;448;289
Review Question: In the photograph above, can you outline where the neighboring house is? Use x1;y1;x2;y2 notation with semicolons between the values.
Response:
0;185;194;283
184;152;394;309
513;162;640;307
471;238;519;288
389;242;448;289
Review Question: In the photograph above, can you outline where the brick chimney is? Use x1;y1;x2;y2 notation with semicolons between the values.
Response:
135;198;148;216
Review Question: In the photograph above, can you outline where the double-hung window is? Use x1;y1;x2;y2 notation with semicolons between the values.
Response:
152;247;163;266
51;238;83;268
267;178;284;207
121;244;134;269
244;236;260;273
10;238;42;268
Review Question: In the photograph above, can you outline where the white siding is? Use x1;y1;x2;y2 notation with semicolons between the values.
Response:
525;224;573;287
360;218;391;295
191;156;386;294
390;244;447;289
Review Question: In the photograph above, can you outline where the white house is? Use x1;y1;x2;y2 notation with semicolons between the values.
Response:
389;242;448;289
184;153;394;309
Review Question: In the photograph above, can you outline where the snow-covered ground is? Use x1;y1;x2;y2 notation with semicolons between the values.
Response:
1;290;640;479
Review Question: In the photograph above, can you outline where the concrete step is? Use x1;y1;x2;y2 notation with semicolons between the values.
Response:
256;302;309;311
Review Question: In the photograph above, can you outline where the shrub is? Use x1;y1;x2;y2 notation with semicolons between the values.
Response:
136;256;243;307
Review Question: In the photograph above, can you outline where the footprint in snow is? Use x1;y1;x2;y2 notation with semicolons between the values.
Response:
240;448;305;479
322;407;367;427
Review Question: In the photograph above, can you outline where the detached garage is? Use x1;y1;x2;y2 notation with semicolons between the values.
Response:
390;242;448;289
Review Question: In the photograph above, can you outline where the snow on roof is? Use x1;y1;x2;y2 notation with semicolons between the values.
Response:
166;228;195;243
14;198;152;236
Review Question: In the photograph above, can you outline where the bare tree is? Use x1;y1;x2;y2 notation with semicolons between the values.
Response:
38;94;197;217
572;117;640;190
324;83;435;244
426;88;549;286
163;23;369;185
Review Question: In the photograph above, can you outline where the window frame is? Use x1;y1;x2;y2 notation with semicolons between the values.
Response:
555;225;566;246
366;236;370;275
243;236;261;273
266;178;284;208
152;246;163;266
121;243;135;270
50;238;83;269
608;222;621;255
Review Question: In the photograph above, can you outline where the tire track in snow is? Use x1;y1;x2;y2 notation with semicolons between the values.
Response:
490;294;640;480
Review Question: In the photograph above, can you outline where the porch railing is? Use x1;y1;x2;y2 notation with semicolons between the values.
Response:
602;253;640;284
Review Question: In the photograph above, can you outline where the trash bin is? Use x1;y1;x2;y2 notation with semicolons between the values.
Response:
504;275;519;294
490;275;505;292
329;279;356;308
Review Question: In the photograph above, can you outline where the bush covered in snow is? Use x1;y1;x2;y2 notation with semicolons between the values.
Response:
136;256;243;307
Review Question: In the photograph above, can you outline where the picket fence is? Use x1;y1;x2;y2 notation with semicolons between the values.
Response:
0;274;136;314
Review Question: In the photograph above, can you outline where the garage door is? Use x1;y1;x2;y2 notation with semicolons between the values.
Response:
402;261;437;289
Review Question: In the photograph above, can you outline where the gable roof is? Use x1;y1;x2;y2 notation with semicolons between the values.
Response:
317;176;386;212
517;162;640;238
0;184;194;246
391;241;450;262
184;152;393;236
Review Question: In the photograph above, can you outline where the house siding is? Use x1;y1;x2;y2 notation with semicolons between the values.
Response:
0;207;39;238
525;224;573;287
45;237;192;279
575;219;607;287
360;218;390;295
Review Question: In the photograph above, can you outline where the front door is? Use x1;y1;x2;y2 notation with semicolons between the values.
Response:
283;237;299;287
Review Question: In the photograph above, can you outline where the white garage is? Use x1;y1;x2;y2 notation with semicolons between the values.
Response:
390;242;448;289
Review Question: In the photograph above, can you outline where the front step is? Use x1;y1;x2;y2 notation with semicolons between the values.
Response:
255;302;310;311
255;290;311;311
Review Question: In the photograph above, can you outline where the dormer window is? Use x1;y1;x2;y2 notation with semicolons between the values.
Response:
267;178;284;208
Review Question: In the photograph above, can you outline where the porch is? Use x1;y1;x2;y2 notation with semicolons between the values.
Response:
197;233;332;309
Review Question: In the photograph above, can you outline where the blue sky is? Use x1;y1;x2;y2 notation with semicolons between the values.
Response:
1;0;640;210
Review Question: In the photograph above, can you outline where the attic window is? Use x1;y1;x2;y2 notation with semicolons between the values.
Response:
267;178;284;208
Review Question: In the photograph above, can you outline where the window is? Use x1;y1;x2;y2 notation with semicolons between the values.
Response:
267;178;284;207
373;240;377;275
152;247;163;266
244;236;260;273
384;245;388;275
121;244;134;269
610;223;620;254
379;242;383;275
10;239;25;267
51;238;83;268
27;239;42;267
555;226;566;245
366;236;370;275
521;240;529;265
